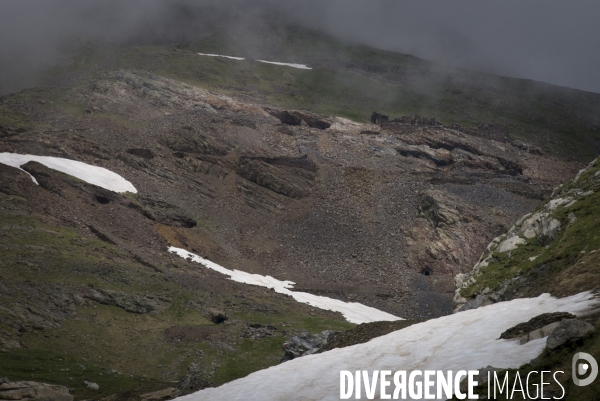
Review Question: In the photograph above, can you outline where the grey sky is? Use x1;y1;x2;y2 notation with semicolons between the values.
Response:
1;0;599;94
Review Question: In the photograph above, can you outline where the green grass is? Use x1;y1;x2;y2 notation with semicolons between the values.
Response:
0;202;354;398
460;239;544;299
209;336;285;385
0;349;168;400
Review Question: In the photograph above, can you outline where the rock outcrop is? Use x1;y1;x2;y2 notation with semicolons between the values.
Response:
546;319;596;350
281;331;338;362
235;155;317;199
266;108;332;129
499;312;575;340
0;380;73;401
519;212;561;245
84;288;171;314
453;157;600;313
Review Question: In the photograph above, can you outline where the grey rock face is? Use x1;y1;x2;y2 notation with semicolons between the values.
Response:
497;235;527;253
0;381;73;401
546;319;595;350
85;288;170;314
519;212;561;245
499;312;575;340
519;322;561;345
235;155;316;199
281;330;338;362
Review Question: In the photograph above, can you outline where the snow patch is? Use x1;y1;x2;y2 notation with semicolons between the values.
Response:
257;60;312;69
168;246;400;324
196;53;312;69
197;53;245;60
0;153;137;193
175;291;598;401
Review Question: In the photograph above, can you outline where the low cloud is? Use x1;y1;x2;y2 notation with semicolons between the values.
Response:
1;0;599;95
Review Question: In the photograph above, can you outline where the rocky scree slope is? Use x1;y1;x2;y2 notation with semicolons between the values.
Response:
0;69;584;399
1;69;579;318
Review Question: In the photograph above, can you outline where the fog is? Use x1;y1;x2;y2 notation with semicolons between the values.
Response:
1;0;600;95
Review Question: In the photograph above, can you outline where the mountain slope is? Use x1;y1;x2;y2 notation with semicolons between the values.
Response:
1;26;599;400
32;25;600;162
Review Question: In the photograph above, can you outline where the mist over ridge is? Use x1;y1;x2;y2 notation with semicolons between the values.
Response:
1;0;600;95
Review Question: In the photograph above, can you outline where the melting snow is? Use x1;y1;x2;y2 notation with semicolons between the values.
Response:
175;291;597;401
168;246;400;324
257;60;312;69
197;53;245;60
196;53;312;69
0;152;137;193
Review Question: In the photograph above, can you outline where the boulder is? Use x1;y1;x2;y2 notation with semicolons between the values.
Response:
519;213;561;245
266;109;302;126
0;381;73;401
546;319;595;350
290;111;331;130
84;380;99;390
497;235;526;253
519;322;561;344
370;112;389;125
281;330;338;362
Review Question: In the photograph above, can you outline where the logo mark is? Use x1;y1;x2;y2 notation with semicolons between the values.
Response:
572;352;598;386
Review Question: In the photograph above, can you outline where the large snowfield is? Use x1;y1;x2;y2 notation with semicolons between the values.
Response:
174;291;598;401
0;152;137;193
169;246;401;324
